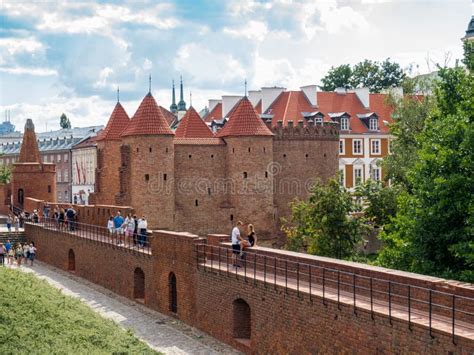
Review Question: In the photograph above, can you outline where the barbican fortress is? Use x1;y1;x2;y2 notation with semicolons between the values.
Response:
89;90;339;237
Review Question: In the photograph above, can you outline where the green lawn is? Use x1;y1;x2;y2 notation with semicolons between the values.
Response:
0;267;158;354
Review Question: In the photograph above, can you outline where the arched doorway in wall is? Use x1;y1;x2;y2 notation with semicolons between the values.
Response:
17;188;24;206
233;298;251;340
133;267;145;301
169;272;177;313
68;249;75;272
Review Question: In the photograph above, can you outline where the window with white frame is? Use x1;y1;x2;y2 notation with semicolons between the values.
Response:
371;166;381;181
353;139;363;155
57;170;62;182
64;154;68;162
369;118;378;131
371;139;381;155
64;170;68;182
339;139;345;154
339;168;345;186
57;154;61;162
341;117;349;130
315;116;323;124
354;167;363;186
388;139;393;154
57;191;62;201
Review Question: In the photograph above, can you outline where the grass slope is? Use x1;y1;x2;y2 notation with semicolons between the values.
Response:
0;267;157;354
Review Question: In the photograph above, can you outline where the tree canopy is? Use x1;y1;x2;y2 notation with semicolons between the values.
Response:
60;113;71;129
321;58;405;93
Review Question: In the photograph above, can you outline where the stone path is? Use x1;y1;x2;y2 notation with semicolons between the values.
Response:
8;262;239;355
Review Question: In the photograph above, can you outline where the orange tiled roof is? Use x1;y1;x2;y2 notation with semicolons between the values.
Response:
121;93;174;137
205;102;222;123
174;137;225;145
175;107;215;138
159;106;176;126
216;97;273;138
96;102;130;141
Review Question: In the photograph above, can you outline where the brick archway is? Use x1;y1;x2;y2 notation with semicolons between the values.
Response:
133;267;145;301
168;272;177;313
233;298;251;339
68;249;75;271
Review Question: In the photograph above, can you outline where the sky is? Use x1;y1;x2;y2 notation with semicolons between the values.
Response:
0;0;472;132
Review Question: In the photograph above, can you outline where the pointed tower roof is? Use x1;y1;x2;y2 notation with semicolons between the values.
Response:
121;93;174;136
19;119;41;163
96;102;130;141
175;107;214;138
216;97;273;138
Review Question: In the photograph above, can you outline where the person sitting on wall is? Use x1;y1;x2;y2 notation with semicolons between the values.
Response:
43;203;50;219
113;211;125;246
240;223;257;258
66;206;76;231
32;210;39;224
231;221;244;267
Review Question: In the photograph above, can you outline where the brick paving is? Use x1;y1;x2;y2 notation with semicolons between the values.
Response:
8;262;240;355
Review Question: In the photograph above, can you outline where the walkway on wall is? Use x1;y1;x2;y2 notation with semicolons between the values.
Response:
10;261;239;355
197;245;474;342
27;219;152;255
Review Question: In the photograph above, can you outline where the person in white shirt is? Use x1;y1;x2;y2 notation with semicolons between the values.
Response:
231;221;244;267
138;217;148;247
107;217;114;237
29;242;37;266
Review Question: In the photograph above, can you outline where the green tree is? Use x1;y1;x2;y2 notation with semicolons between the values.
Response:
60;113;71;129
351;59;381;92
283;178;367;259
0;165;11;184
321;64;352;91
378;66;474;282
354;179;400;227
379;58;406;90
463;40;474;72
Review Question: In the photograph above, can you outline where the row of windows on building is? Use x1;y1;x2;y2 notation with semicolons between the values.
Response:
339;139;387;155
0;153;69;165
339;165;381;187
340;117;379;131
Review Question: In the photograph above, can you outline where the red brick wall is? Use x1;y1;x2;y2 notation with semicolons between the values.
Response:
24;224;474;354
92;140;121;205
12;163;56;209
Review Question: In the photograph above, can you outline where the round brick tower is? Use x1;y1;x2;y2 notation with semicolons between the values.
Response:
216;97;276;236
120;92;175;230
11;119;56;209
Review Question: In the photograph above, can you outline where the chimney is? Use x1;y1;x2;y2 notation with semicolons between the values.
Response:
277;120;283;127
300;85;318;106
261;87;285;113
353;87;370;109
208;99;221;113
297;120;304;128
222;95;243;118
248;90;262;107
335;87;347;95
287;120;294;128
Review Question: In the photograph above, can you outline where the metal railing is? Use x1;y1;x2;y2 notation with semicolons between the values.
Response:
26;217;152;254
196;244;474;343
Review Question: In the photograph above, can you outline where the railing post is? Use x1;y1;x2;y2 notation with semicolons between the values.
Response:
274;257;277;290
353;274;356;315
388;281;392;325
263;256;267;288
285;260;288;294
210;245;214;270
408;285;412;331
309;265;312;302
296;263;300;298
253;253;257;286
226;248;229;276
452;294;456;345
323;268;326;306
244;250;247;283
218;246;221;274
429;290;433;338
337;271;341;310
370;278;374;320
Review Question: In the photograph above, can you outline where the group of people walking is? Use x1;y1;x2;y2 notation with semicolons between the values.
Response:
5;214;21;233
231;221;258;267
0;240;36;267
107;211;148;247
51;205;77;231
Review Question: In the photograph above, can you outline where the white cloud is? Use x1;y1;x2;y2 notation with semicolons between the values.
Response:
93;67;114;88
223;20;268;41
0;67;57;76
0;37;44;55
143;58;153;71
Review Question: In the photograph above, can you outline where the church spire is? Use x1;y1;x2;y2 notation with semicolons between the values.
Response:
170;80;178;113
177;75;187;111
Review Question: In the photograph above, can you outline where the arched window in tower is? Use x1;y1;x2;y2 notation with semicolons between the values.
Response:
169;272;177;313
17;189;24;205
233;298;251;339
134;267;145;301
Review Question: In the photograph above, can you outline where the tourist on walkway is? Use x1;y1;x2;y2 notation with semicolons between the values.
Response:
23;243;30;264
66;206;76;231
113;211;124;245
15;244;23;266
6;214;12;233
4;239;11;258
58;208;65;230
107;216;114;236
0;243;5;266
240;223;257;254
29;242;36;266
43;203;50;219
19;212;25;228
133;215;138;245
7;246;14;265
32;210;39;223
123;213;135;246
231;221;244;267
137;216;148;247
14;215;19;232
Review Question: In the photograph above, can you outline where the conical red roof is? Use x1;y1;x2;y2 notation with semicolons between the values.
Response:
216;97;273;137
96;102;130;141
121;93;174;137
175;107;214;138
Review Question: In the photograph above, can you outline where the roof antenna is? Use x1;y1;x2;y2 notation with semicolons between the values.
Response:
149;74;152;93
189;91;192;107
117;86;120;103
244;79;247;97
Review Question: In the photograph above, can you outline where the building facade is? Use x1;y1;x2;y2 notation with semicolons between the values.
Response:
71;135;98;205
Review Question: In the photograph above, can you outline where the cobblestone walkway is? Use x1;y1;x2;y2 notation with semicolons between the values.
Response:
9;262;239;355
